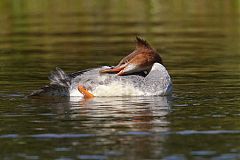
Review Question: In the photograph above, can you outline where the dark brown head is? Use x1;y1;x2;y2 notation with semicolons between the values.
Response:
135;36;163;65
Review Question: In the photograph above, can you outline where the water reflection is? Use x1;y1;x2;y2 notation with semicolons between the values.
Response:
20;96;172;159
47;96;172;132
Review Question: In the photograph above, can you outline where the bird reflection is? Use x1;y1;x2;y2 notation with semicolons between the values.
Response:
29;96;172;158
58;96;172;132
29;95;171;133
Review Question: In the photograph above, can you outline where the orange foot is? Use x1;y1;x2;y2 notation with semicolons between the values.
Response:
78;85;94;99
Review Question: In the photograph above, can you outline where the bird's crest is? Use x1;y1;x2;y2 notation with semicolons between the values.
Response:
136;36;152;50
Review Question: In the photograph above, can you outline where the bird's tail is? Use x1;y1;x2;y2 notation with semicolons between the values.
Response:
29;67;71;97
48;67;71;87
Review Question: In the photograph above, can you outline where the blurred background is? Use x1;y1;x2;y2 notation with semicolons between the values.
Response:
0;0;239;159
0;0;239;94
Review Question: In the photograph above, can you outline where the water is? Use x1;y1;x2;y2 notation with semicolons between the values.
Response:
0;0;240;159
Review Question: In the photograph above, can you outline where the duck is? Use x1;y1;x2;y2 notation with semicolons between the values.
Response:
30;37;172;99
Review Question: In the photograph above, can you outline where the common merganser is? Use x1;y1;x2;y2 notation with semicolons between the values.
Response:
30;37;172;99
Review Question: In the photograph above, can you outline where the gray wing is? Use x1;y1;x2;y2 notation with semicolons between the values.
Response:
68;67;97;79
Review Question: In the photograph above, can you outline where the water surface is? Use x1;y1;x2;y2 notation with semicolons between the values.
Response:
0;1;240;159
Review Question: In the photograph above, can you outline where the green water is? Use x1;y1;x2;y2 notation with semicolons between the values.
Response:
0;1;240;159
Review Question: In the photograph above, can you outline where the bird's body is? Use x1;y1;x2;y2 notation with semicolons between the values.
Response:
30;63;172;98
30;37;172;99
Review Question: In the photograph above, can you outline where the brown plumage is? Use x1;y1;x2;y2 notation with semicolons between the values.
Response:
100;36;163;76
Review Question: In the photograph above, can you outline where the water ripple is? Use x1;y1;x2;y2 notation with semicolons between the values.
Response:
1;130;239;139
